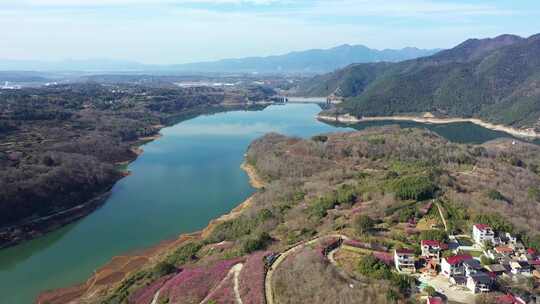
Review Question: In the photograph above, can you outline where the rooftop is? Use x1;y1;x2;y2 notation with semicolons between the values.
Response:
474;223;492;231
444;254;473;265
495;246;514;254
421;240;442;247
427;297;444;304
395;248;415;255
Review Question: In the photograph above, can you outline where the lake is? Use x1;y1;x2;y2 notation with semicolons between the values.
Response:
0;103;534;303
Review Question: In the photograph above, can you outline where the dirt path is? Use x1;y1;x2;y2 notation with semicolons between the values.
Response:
232;263;244;304
150;290;161;304
435;202;448;232
200;263;244;304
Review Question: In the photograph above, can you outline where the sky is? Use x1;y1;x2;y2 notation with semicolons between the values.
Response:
1;0;540;64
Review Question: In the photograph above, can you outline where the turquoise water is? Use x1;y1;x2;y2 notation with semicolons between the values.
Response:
0;103;533;303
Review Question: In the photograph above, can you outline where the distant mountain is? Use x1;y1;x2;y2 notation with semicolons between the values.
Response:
169;45;440;74
0;45;440;74
298;34;540;130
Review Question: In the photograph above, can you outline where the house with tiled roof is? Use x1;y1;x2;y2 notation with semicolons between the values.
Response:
441;254;473;278
495;246;514;255
421;240;445;262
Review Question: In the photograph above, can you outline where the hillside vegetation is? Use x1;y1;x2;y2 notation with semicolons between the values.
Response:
42;127;540;303
298;34;540;131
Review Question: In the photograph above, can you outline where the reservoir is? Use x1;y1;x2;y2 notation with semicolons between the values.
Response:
0;103;535;303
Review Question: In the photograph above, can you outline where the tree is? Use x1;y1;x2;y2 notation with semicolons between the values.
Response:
424;286;436;297
353;215;375;234
153;261;176;277
480;255;495;266
242;232;272;254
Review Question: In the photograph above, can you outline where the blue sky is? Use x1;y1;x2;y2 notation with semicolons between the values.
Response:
1;0;539;64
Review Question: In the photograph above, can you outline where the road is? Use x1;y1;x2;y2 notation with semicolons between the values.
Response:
264;234;350;304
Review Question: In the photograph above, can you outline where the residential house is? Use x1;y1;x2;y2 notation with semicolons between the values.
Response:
441;254;473;277
510;261;532;275
485;264;508;276
472;224;495;245
511;242;526;253
503;233;518;245
466;273;492;294
421;240;445;262
463;259;483;277
394;248;416;273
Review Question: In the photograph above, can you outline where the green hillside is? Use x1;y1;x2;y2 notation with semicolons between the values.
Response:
298;34;540;130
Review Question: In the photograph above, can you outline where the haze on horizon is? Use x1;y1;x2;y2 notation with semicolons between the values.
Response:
2;0;540;64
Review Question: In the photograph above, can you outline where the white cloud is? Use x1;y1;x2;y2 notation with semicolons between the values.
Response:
0;0;537;63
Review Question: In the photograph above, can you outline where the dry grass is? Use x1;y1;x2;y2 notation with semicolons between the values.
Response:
272;247;391;304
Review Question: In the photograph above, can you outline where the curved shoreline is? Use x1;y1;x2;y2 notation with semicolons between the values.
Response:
241;161;265;189
37;160;265;304
317;114;540;139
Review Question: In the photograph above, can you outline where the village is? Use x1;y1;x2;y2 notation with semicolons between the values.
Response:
385;222;540;304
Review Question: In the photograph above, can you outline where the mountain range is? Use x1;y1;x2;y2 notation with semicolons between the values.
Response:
0;45;439;75
298;34;540;130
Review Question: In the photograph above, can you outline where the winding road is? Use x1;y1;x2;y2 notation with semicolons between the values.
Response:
264;234;351;304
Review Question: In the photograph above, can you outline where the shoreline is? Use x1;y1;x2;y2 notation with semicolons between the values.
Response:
37;159;266;303
241;161;265;189
1;102;274;250
317;113;540;139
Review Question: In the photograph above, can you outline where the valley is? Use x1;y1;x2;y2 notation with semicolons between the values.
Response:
1;30;540;304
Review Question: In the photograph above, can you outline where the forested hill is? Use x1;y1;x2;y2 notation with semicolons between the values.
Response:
297;33;540;131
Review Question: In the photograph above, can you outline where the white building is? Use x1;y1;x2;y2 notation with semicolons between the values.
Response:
472;224;495;245
394;248;416;273
466;274;492;294
421;240;444;262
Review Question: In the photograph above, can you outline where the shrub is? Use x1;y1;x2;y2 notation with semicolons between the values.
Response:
242;232;272;254
166;242;203;266
527;187;540;202
424;286;436;296
353;215;375;234
208;216;255;243
486;189;506;201
153;261;177;277
311;135;328;143
480;255;496;266
310;196;336;218
357;255;393;280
